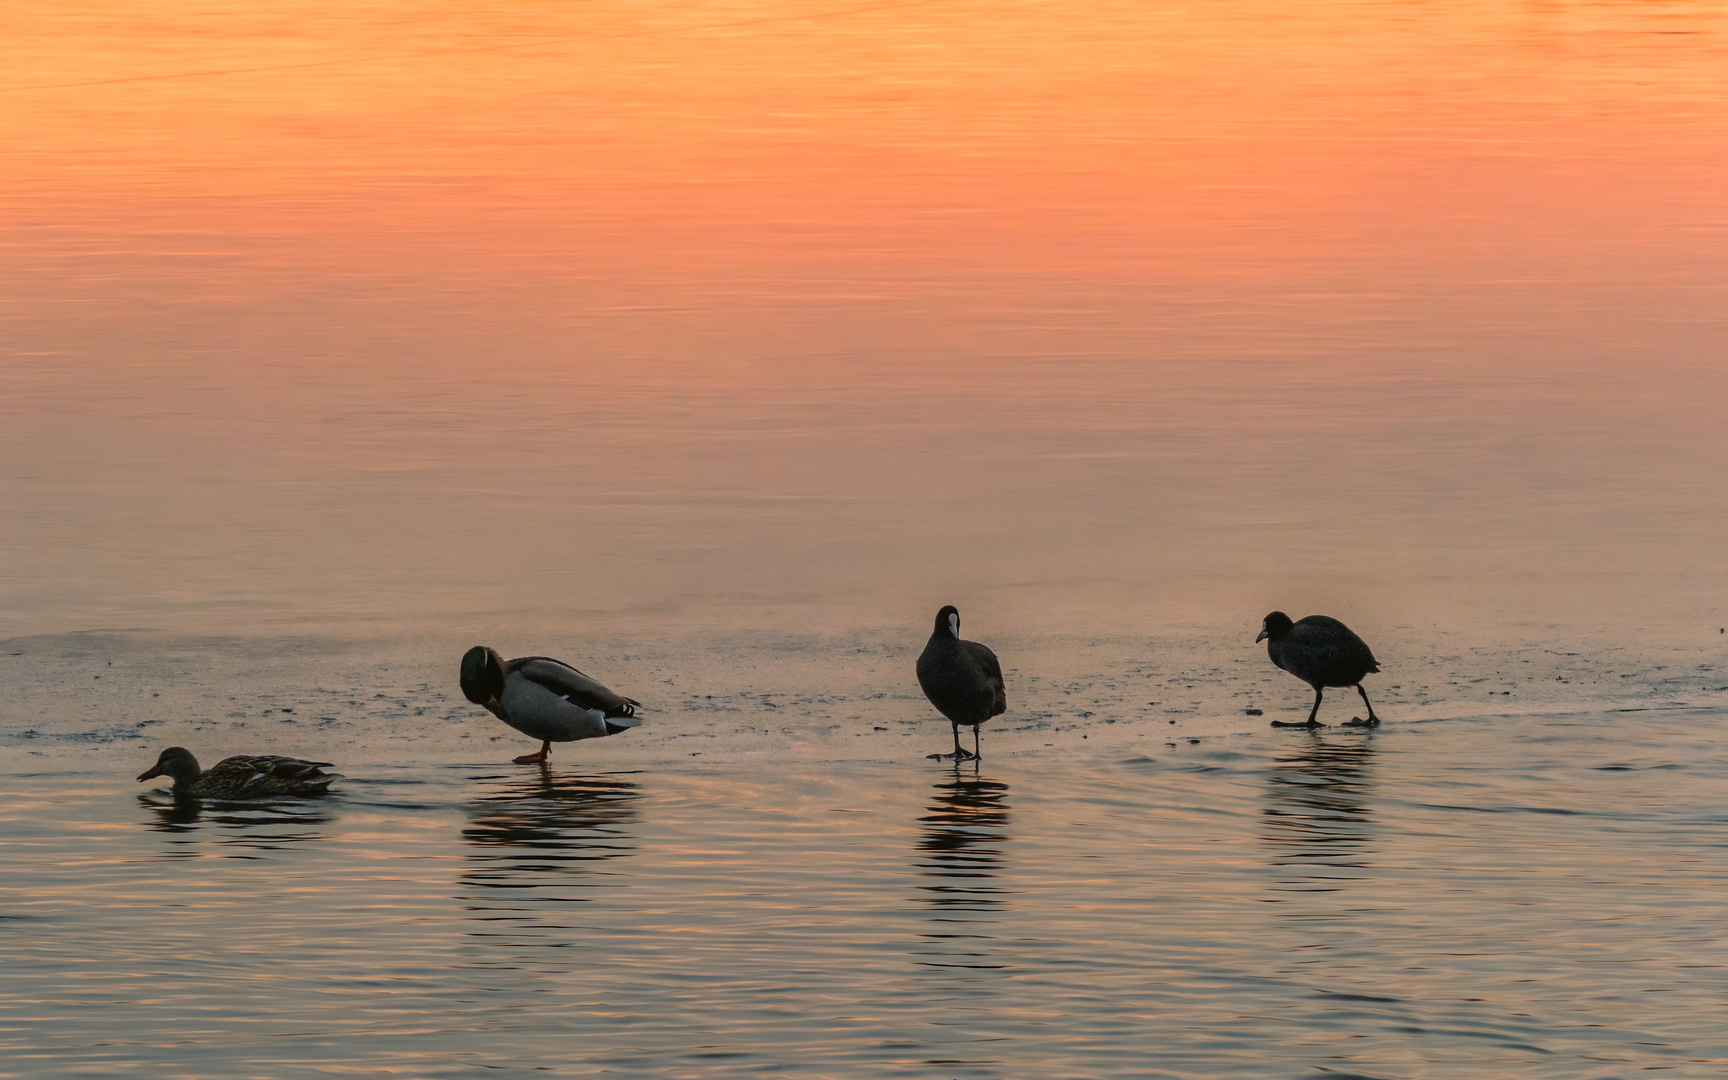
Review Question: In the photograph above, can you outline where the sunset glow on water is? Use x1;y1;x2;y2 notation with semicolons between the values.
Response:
4;2;1728;1076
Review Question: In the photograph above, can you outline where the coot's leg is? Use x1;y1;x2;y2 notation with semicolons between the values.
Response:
931;719;976;761
1355;684;1380;725
972;725;982;761
1307;686;1324;726
952;720;977;761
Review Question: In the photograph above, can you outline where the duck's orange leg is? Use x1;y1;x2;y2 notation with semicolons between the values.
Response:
513;740;551;765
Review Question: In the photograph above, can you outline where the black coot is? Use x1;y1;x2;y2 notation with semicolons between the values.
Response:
916;605;1007;760
1256;611;1381;727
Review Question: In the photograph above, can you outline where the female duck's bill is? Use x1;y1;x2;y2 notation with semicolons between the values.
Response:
136;746;340;799
459;645;643;765
1256;611;1382;727
916;605;1008;762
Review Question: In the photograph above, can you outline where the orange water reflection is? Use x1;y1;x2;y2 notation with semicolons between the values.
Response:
3;1;1726;636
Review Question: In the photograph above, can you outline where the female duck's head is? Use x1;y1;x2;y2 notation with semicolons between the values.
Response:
137;746;201;785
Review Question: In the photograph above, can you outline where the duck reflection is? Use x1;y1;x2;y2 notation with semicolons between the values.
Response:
910;765;1013;985
458;766;642;946
1261;732;1377;891
137;792;336;856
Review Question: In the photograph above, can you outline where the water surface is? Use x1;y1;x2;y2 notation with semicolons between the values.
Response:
4;1;1728;1076
3;0;1726;637
5;708;1727;1078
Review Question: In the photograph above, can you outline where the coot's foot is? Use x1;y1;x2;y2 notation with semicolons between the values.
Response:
926;749;979;762
1341;716;1381;728
1269;719;1323;729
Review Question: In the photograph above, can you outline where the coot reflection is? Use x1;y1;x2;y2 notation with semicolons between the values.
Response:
907;757;1014;1053
915;767;1013;913
908;772;1015;1080
1261;733;1377;887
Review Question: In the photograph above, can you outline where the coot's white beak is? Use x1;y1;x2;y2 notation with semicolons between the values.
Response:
948;612;959;637
1254;621;1268;643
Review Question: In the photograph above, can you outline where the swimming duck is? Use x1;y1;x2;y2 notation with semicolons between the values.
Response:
136;746;339;799
1256;611;1382;727
916;605;1007;761
459;645;642;764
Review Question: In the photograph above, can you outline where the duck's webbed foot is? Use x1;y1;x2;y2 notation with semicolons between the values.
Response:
513;741;552;765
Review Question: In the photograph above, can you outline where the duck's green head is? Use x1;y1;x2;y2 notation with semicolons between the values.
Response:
138;746;201;785
460;645;506;707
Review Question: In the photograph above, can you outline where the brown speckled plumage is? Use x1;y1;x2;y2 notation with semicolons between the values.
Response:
137;746;339;799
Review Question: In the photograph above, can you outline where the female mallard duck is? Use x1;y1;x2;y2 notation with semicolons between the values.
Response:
916;605;1007;761
459;645;642;764
136;746;340;799
1256;611;1382;727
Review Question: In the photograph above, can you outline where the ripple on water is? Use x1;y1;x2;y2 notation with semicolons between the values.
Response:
2;714;1728;1077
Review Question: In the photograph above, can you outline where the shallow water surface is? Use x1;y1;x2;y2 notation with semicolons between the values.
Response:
4;711;1726;1078
5;0;1728;1075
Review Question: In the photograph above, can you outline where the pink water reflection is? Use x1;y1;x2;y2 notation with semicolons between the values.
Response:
3;0;1726;636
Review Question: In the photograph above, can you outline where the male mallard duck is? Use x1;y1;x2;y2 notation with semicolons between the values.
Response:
916;605;1007;761
1256;611;1382;727
459;645;642;764
136;746;339;799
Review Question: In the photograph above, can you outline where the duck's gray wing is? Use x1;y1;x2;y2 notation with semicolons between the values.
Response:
512;657;642;719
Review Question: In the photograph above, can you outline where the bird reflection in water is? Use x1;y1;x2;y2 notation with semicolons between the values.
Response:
912;765;1013;972
459;765;642;953
137;792;335;857
1261;732;1377;897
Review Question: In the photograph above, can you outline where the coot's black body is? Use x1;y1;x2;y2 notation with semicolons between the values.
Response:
1256;611;1381;727
916;605;1007;761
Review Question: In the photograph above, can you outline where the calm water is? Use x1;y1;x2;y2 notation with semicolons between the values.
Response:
5;706;1728;1078
3;628;1727;1077
5;0;1728;1075
4;0;1727;637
